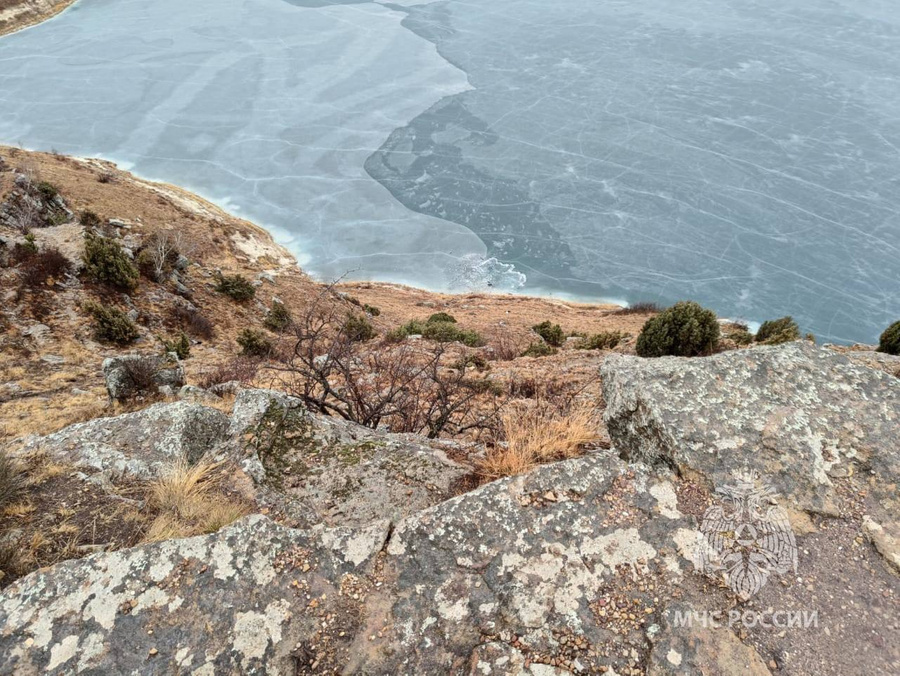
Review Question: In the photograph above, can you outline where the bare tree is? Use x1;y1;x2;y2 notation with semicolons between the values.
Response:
142;231;193;282
266;284;504;438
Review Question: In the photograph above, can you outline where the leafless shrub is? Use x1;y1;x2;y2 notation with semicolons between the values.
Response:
138;231;190;283
267;286;503;438
121;356;162;398
198;357;259;390
171;305;214;340
17;247;71;288
484;326;523;361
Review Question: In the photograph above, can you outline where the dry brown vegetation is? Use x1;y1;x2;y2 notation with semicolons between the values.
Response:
477;399;601;480
0;451;251;587
143;460;251;543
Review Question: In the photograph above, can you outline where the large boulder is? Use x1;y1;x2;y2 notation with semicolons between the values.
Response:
1;453;897;674
230;389;471;528
102;354;186;401
0;515;389;675
16;402;230;479
601;342;900;518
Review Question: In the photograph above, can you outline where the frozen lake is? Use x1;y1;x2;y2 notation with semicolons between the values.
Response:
1;0;898;343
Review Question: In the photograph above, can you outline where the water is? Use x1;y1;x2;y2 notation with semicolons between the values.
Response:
1;0;898;343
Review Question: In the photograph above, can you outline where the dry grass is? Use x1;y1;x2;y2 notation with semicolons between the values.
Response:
477;399;600;480
143;459;250;542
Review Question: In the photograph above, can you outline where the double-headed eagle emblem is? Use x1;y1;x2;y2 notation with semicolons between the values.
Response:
696;470;798;599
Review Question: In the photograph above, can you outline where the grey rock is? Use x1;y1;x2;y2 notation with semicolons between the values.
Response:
174;253;190;271
102;354;185;401
208;380;243;396
836;349;900;378
231;389;470;528
602;342;900;517
21;323;50;340
16;402;230;479
178;385;222;406
0;515;388;675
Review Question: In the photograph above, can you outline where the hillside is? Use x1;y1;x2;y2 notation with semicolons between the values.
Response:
1;147;898;675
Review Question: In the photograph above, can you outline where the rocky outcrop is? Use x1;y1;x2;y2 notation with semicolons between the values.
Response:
229;389;470;529
602;342;900;518
3;349;899;675
0;515;389;675
16;402;230;479
102;354;186;401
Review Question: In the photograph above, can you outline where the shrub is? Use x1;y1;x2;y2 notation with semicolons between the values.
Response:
18;233;38;256
79;210;102;228
198;357;259;390
35;181;58;201
171;305;215;341
264;301;292;332
18;246;71;288
363;303;381;317
162;332;191;360
727;327;755;346
422;321;483;347
577;331;627;350
522;341;557;358
453;354;490;371
532;320;564;347
878;321;900;355
215;273;255;301
755;316;800;345
137;232;182;283
428;312;457;324
82;231;139;291
342;314;376;342
84;302;139;344
121;355;163;397
616;301;663;315
237;328;272;357
635;301;719;358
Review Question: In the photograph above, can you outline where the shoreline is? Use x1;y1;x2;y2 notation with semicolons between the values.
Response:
0;0;77;37
0;143;629;316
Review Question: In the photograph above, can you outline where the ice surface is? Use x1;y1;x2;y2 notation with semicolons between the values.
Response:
1;0;899;342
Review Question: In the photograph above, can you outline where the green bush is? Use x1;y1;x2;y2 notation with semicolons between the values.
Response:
237;328;273;357
342;314;376;342
635;301;720;358
423;321;484;347
35;181;58;201
727;327;755;346
162;332;191;360
878;321;900;355
215;273;255;301
577;331;627;350
363;303;381;317
79;211;102;228
264;301;292;332
532;320;565;347
522;342;557;358
755;316;800;345
84;301;139;344
427;312;457;324
82;231;139;291
390;317;484;347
